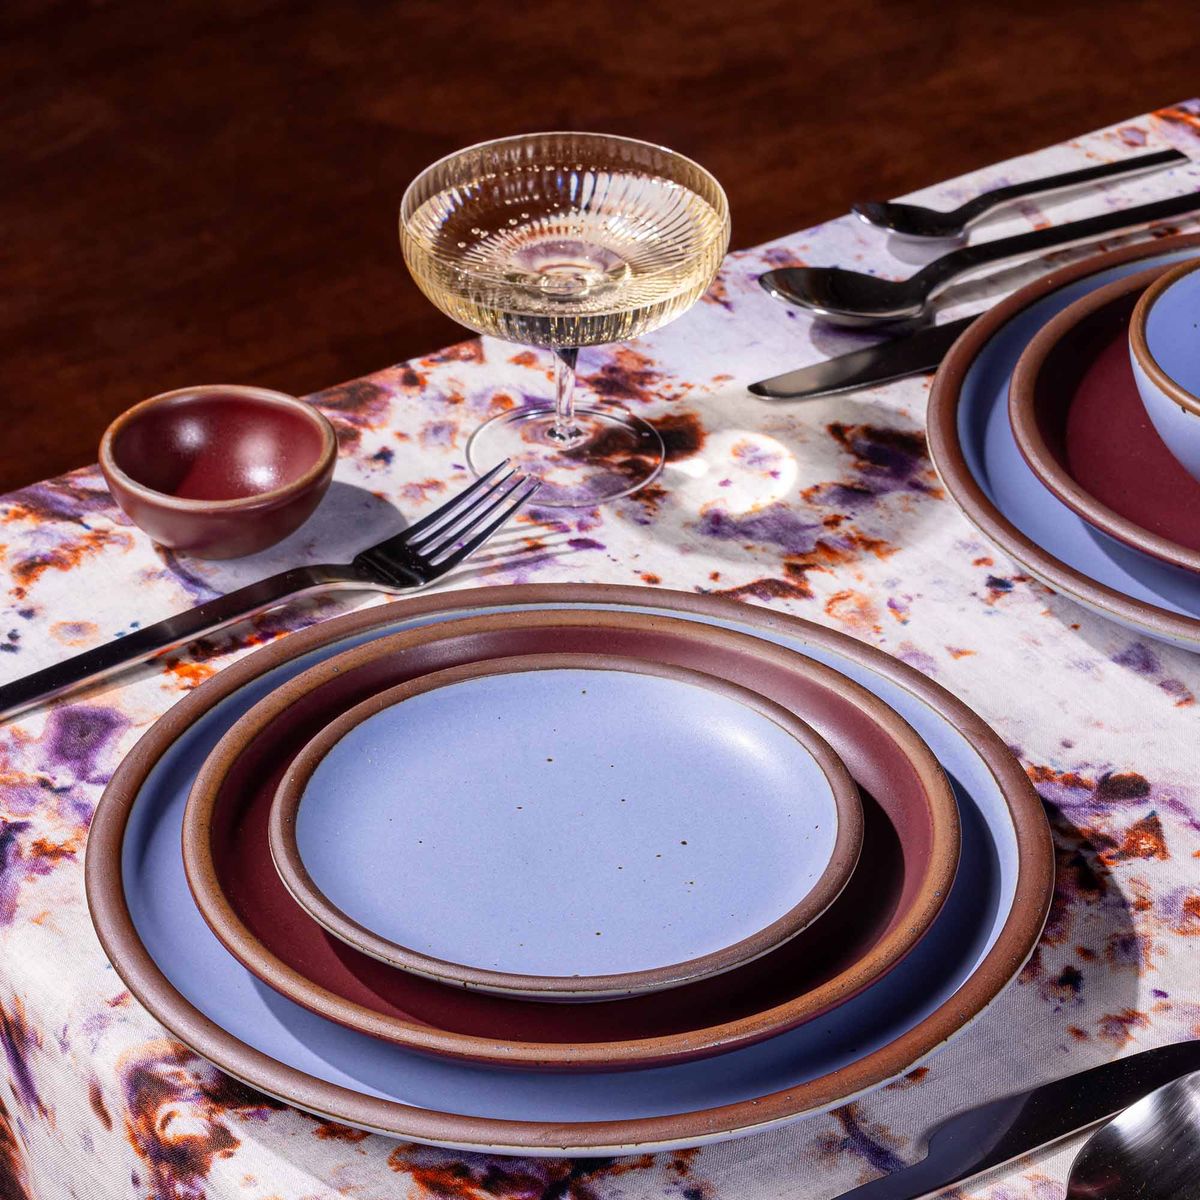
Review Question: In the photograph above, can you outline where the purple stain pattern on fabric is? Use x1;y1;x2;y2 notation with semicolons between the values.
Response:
1106;930;1144;969
813;422;938;509
697;505;824;555
0;821;30;926
156;550;221;605
0;764;44;818
730;440;780;471
310;379;392;424
898;645;939;676
693;421;936;603
1033;766;1158;830
120;1043;282;1200
1054;964;1085;1001
1112;642;1160;675
380;1144;710;1200
0;996;46;1117
310;379;394;451
829;1103;907;1175
45;706;129;785
2;476;119;526
420;420;457;448
0;1094;31;1200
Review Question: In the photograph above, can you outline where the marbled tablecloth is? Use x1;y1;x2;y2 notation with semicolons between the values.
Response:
3;103;1200;1200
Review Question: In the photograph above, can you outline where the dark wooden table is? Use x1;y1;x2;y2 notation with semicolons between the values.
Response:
2;0;1197;492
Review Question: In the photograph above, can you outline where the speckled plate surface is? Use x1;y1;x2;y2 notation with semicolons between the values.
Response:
183;606;956;1070
270;651;863;1001
1009;263;1200;575
87;584;1050;1155
929;233;1200;649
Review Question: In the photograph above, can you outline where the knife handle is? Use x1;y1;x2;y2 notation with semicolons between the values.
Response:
0;564;362;722
837;1040;1200;1200
748;315;977;400
929;1040;1200;1178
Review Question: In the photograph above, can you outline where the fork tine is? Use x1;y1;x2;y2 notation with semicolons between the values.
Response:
399;459;513;542
403;466;519;550
424;472;534;561
408;467;526;552
427;478;542;574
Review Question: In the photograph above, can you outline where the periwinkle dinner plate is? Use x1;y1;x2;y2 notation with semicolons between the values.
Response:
929;233;1200;649
1009;263;1200;575
269;651;863;1001
183;607;959;1071
86;584;1051;1156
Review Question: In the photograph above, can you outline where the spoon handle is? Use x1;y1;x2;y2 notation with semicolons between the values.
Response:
914;189;1200;297
953;148;1189;224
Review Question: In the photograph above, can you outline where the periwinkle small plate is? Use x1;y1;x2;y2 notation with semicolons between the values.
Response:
269;652;863;1001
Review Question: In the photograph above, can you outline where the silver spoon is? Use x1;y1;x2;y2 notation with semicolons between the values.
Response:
760;189;1200;327
853;148;1188;240
1066;1069;1200;1199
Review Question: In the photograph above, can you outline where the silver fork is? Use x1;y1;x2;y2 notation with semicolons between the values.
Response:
0;460;540;721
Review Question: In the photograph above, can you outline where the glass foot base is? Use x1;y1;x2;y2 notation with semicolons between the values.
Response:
466;404;665;507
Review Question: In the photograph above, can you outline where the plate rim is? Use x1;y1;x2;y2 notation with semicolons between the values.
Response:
1008;262;1200;575
268;649;866;999
928;232;1200;644
86;582;1051;1153
182;604;957;1068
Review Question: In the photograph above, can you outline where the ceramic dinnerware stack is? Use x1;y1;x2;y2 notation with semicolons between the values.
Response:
84;584;1052;1156
929;233;1200;651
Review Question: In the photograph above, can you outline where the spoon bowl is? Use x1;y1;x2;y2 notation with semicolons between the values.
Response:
852;200;969;242
1066;1068;1200;1200
759;266;926;326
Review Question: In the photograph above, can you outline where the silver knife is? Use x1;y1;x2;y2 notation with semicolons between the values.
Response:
748;316;977;400
837;1039;1200;1200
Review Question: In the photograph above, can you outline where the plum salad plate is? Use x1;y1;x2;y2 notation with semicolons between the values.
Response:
928;232;1200;649
86;584;1052;1156
1009;262;1200;575
269;651;863;1001
181;607;956;1072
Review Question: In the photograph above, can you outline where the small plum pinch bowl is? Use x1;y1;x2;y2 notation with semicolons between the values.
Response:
99;384;337;559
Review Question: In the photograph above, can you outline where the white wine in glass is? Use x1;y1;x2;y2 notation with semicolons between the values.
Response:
400;132;730;506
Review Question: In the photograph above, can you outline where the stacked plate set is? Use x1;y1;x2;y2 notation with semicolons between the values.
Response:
930;234;1200;651
86;583;1054;1156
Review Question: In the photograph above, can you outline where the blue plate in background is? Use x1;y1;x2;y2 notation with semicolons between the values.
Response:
929;234;1200;649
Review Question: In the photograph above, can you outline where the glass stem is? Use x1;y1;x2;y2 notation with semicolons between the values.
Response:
546;346;583;446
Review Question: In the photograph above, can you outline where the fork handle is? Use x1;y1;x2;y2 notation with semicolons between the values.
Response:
953;148;1189;223
0;563;366;722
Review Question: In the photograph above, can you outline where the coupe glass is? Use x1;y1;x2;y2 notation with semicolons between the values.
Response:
400;132;730;506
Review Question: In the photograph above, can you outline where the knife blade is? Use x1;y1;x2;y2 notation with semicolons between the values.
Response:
747;315;977;400
836;1040;1200;1200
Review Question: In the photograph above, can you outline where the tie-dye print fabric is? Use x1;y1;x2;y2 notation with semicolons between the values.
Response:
3;105;1200;1200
